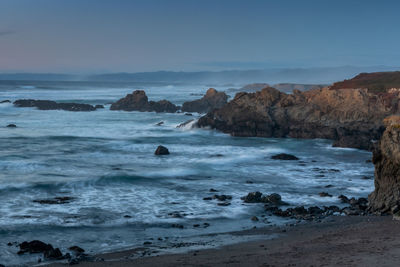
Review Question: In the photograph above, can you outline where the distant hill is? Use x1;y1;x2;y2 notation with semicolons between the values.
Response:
0;66;399;85
330;71;400;93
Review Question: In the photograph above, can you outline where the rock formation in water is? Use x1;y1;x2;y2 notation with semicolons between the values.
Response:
110;90;179;113
181;88;228;113
14;100;97;111
369;116;400;214
197;83;400;150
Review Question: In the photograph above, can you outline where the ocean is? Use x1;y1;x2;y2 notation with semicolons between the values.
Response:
0;81;374;265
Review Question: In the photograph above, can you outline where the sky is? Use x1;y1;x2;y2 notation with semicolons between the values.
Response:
0;0;399;73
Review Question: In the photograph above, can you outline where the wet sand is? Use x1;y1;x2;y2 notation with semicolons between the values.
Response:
49;215;400;267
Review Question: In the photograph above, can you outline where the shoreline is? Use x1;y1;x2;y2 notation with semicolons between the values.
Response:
48;215;400;266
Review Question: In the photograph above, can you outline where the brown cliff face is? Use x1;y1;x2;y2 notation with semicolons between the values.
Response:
197;87;400;150
369;116;400;213
181;88;228;113
110;90;179;113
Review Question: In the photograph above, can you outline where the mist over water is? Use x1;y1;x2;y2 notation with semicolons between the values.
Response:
0;81;373;265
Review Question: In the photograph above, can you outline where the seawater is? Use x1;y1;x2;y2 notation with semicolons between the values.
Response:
0;81;374;265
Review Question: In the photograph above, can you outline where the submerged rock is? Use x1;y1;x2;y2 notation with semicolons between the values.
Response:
110;90;179;113
14;99;96;111
33;196;74;205
271;153;299;160
95;105;104;109
155;145;170;155
0;100;11;103
6;124;16;128
182;88;228;113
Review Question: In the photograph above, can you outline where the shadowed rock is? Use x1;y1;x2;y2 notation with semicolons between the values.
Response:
6;124;16;128
182;88;228;113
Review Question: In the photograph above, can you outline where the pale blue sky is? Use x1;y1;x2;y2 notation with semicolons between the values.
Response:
0;0;399;73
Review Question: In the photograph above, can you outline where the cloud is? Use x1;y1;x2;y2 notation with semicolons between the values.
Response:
0;30;15;37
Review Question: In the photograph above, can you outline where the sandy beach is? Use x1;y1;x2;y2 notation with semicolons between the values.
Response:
47;215;400;267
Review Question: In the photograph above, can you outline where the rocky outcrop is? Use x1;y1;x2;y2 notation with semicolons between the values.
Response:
14;99;97;111
181;88;228;113
110;90;179;113
369;116;400;214
197;86;400;150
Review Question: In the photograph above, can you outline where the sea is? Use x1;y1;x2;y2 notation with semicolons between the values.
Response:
0;80;374;265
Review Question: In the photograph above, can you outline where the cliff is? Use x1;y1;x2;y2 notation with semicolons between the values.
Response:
197;86;400;150
369;116;400;214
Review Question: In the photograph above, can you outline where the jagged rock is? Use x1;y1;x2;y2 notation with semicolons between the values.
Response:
155;145;169;155
14;99;96;111
271;153;299;160
369;116;400;213
182;88;228;113
110;90;178;113
197;77;400;150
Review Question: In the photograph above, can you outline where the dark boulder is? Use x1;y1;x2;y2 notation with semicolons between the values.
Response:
6;124;16;128
18;240;52;254
155;145;170;155
242;192;263;203
271;153;299;160
182;88;228;113
110;90;178;113
14;99;96;111
0;100;11;103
